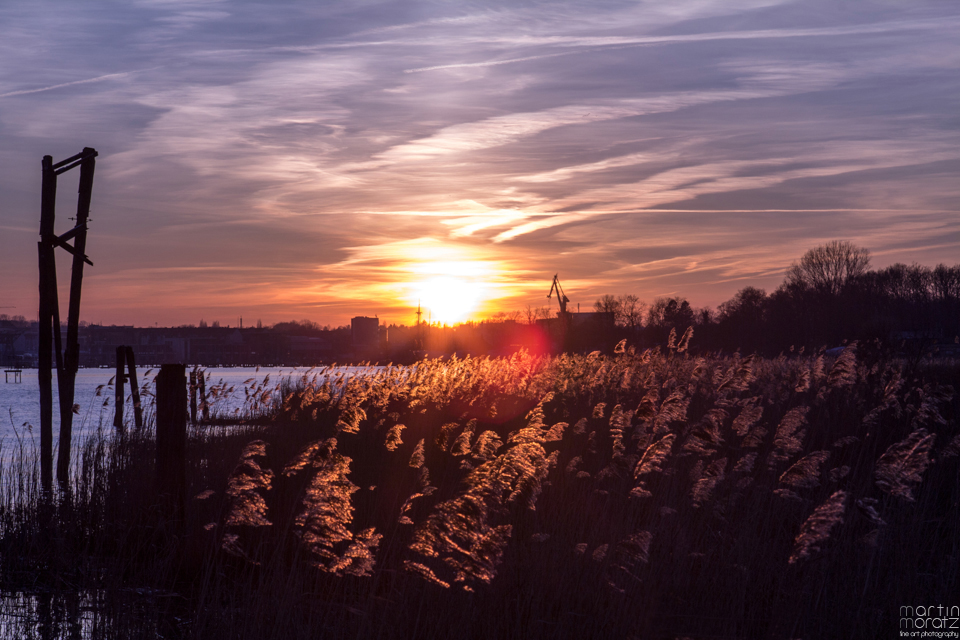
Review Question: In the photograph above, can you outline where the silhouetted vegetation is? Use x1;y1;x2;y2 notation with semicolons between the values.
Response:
1;342;957;638
595;241;960;356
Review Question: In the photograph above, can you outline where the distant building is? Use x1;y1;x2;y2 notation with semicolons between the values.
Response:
0;325;39;367
287;335;332;365
569;312;615;328
351;316;380;359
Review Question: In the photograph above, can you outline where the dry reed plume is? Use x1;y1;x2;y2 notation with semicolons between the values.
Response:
1;342;957;639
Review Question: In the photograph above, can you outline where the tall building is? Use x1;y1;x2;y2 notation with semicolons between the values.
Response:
351;316;379;359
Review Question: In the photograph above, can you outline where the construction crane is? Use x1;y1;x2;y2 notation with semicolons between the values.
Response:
547;274;570;315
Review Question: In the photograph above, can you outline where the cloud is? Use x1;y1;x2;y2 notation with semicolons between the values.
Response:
404;50;584;74
0;0;958;325
374;60;854;166
512;153;653;183
0;70;142;98
443;15;960;49
374;91;761;163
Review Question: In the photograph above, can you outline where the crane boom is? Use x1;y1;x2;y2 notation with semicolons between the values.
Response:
546;274;569;315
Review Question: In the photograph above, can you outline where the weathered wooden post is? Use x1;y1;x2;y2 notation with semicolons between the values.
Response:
37;155;57;494
113;346;126;433
125;347;143;429
56;148;96;486
189;369;198;424
199;370;209;422
37;591;53;640
156;364;187;522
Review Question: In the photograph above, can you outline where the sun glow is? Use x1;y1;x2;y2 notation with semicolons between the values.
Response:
403;258;496;325
414;275;484;325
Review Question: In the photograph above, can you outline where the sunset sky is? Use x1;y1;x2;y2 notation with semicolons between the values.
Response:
1;0;958;327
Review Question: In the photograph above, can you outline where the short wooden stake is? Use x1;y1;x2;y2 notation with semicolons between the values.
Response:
113;346;126;434
189;369;198;425
199;371;209;422
125;347;143;429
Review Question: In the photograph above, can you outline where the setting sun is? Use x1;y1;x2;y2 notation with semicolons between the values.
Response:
413;275;484;325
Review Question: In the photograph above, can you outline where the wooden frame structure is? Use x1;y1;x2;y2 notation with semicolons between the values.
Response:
38;147;97;492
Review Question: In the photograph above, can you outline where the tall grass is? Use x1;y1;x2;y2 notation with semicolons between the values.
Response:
1;345;958;638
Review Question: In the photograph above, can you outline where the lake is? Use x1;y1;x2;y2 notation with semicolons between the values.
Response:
0;365;351;450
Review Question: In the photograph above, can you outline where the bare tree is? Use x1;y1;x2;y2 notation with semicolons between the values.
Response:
594;295;619;315
489;310;523;323
647;297;693;330
617;294;645;330
932;264;960;301
786;240;870;295
718;287;767;323
524;305;552;324
595;294;646;329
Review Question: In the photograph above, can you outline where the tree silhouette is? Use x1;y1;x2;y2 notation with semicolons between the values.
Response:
785;240;870;296
594;294;645;329
716;287;767;352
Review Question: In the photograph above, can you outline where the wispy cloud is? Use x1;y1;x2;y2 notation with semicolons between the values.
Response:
0;70;142;98
443;16;960;49
0;0;957;324
404;50;585;74
512;153;653;183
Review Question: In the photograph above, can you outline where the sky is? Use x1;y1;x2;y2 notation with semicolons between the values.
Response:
1;0;958;327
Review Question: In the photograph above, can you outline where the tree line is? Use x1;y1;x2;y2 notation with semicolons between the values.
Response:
594;240;960;355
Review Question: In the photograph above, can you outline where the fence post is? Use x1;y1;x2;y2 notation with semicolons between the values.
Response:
189;369;198;425
156;364;186;522
199;370;209;422
113;346;126;434
125;347;143;429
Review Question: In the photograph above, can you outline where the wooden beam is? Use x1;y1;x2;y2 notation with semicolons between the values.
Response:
43;233;93;266
51;148;97;170
56;222;87;244
54;160;84;176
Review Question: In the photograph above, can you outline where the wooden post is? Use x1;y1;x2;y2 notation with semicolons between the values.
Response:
156;364;186;521
37;155;57;495
113;347;126;433
56;149;96;485
37;591;53;640
125;347;143;429
199;370;209;422
189;369;198;425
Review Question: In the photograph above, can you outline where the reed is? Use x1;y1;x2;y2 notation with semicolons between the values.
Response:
0;345;957;638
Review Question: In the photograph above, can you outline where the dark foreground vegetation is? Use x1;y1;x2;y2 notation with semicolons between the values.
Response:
595;241;960;356
1;341;958;639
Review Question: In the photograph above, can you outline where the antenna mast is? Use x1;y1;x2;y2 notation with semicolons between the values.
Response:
415;301;424;351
